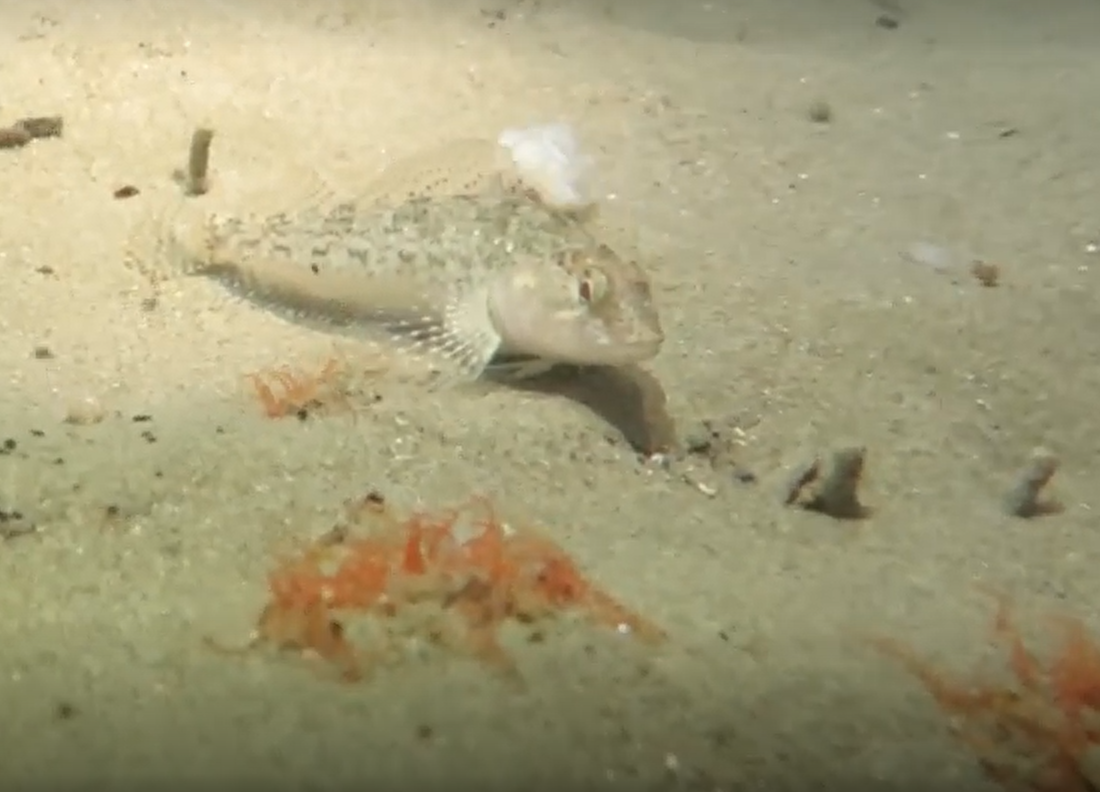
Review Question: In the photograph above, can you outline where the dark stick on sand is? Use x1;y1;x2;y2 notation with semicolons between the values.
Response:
1004;447;1062;518
0;115;63;149
0;126;32;149
17;116;64;139
184;127;215;196
783;446;870;520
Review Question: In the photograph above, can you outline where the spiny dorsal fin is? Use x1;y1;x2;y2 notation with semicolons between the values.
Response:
351;137;522;206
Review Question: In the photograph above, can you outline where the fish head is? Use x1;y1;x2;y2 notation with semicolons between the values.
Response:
487;243;664;367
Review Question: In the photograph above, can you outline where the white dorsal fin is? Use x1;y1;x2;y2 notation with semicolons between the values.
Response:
352;137;521;206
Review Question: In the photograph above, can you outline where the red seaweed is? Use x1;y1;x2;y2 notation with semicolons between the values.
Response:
207;492;666;684
870;590;1100;792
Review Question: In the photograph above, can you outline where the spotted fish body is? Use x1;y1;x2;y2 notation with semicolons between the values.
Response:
128;138;664;383
177;192;595;321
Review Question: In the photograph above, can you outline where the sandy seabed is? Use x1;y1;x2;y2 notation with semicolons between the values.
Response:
0;0;1098;788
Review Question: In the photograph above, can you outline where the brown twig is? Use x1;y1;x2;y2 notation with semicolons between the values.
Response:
0;115;63;149
1005;447;1061;518
17;116;63;139
184;127;215;196
783;446;870;519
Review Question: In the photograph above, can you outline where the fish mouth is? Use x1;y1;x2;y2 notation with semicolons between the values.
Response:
494;330;663;368
562;332;664;367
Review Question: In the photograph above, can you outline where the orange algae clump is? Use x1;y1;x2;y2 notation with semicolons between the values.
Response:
870;591;1100;792
210;493;666;684
246;358;354;420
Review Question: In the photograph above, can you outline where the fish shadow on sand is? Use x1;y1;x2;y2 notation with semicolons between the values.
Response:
489;363;678;456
